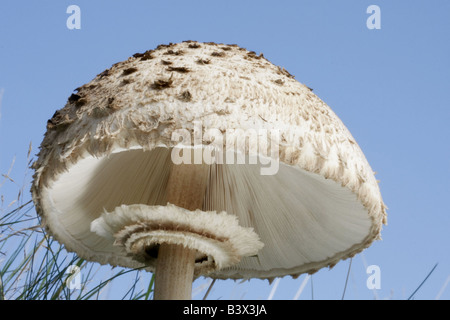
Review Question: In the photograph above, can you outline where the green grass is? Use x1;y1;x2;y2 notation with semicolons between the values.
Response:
0;147;157;300
0;194;156;300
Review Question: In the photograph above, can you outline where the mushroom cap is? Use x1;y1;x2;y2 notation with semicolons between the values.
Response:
31;41;386;280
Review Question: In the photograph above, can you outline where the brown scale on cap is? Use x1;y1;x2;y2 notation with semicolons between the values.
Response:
166;66;190;73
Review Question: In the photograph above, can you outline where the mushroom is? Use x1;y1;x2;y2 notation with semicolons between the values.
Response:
31;41;387;300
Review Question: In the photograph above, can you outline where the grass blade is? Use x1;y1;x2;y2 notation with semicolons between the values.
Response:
341;258;352;300
293;274;310;300
435;275;450;300
407;263;438;300
144;274;155;300
203;278;216;300
267;278;280;300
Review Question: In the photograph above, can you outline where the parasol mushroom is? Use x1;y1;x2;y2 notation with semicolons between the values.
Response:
31;41;386;300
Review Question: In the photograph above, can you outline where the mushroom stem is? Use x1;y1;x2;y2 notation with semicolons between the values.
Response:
153;162;209;300
153;243;197;300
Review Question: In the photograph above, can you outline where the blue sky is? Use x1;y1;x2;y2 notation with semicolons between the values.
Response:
1;1;449;300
